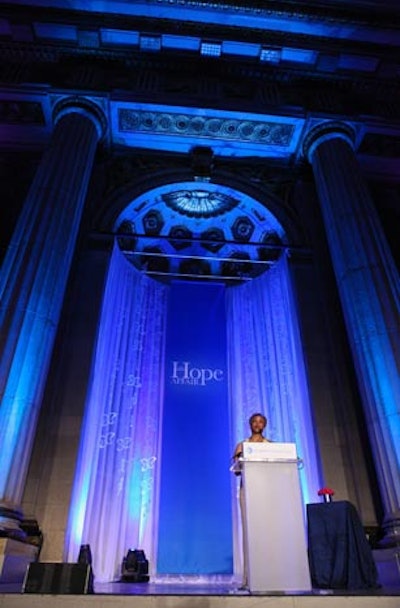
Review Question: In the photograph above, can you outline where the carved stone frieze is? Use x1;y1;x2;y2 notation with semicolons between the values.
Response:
118;109;295;146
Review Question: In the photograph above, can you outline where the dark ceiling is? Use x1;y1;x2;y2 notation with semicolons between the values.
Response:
1;0;399;279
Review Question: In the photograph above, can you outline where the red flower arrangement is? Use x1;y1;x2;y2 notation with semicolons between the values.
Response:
318;487;335;502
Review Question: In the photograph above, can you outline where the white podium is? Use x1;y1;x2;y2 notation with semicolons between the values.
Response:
240;442;311;593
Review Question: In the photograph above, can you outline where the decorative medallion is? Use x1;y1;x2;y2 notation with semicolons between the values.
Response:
162;190;238;218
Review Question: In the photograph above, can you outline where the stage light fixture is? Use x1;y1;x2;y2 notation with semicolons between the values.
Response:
140;34;161;51
121;548;149;582
70;544;95;594
77;543;93;565
200;41;221;57
259;47;281;63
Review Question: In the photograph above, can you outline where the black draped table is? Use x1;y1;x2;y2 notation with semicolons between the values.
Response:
307;500;379;590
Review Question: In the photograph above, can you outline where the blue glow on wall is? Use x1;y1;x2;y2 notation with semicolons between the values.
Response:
69;470;90;547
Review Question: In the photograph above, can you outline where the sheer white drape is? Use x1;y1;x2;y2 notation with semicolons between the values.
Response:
65;243;168;582
226;254;322;579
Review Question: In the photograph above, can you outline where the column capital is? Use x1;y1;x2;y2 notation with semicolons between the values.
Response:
303;121;356;163
53;96;107;141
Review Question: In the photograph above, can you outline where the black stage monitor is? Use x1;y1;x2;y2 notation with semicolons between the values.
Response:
22;562;94;594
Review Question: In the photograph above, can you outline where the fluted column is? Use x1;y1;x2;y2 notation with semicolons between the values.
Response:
0;98;106;528
304;122;400;544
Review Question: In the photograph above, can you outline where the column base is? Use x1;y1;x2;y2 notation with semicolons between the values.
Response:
0;502;26;540
380;509;400;548
0;537;39;583
373;547;400;590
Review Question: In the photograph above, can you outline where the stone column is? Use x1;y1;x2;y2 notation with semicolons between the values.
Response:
304;122;400;544
0;97;106;533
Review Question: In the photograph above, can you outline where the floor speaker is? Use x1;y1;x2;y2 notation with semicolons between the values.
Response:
22;562;94;594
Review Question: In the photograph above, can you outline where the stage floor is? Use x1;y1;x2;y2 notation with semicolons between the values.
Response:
1;580;400;608
1;578;400;595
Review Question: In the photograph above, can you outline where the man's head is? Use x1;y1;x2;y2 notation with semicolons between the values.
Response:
249;412;267;434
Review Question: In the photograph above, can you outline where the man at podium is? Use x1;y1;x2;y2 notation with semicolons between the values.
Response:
233;412;272;589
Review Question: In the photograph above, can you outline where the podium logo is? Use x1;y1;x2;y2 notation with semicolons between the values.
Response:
171;361;224;386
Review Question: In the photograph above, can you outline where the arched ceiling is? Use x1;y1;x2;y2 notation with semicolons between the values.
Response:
114;181;286;282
